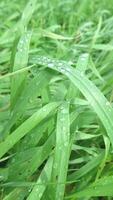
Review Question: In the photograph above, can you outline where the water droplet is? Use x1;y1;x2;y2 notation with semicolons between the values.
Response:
59;146;62;150
43;107;46;112
38;193;42;198
106;102;110;106
65;67;71;72
68;61;73;65
63;127;66;131
35;188;39;192
28;189;31;192
64;141;68;147
58;63;63;66
20;40;24;45
60;118;64;122
48;63;54;68
80;72;84;77
59;66;65;72
62;109;68;114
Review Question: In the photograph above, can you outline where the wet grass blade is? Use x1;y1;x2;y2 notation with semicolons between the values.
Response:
0;102;58;158
11;31;32;108
51;102;70;200
27;156;53;200
30;56;113;147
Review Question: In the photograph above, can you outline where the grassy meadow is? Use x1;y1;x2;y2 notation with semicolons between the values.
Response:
1;0;113;199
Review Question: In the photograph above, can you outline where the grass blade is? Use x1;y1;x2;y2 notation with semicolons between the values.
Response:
30;56;113;147
51;102;70;200
0;102;58;158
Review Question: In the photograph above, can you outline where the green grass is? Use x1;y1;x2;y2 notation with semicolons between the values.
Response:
1;0;113;199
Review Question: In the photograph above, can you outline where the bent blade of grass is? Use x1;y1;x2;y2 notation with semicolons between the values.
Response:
51;102;70;200
27;156;53;200
0;102;59;158
30;56;113;147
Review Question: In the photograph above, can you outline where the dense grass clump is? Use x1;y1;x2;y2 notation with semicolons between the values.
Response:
1;0;113;199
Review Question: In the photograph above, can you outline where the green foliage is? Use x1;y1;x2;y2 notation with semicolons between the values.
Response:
0;0;113;199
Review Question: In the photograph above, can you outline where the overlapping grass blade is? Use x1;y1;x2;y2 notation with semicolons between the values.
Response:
0;102;58;158
66;176;113;198
30;56;113;147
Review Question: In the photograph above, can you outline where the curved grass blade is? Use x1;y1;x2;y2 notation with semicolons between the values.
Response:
30;56;113;147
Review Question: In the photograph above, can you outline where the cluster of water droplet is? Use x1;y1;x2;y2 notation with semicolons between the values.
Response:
17;32;31;52
31;56;73;74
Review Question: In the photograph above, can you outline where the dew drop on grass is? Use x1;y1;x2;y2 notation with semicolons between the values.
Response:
38;193;42;198
48;63;54;68
35;188;39;192
58;63;63;67
59;146;62;150
62;127;66;131
64;141;68;147
19;48;23;52
60;118;64;122
106;101;111;106
80;72;84;77
20;40;24;45
43;107;46;112
68;61;73;65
